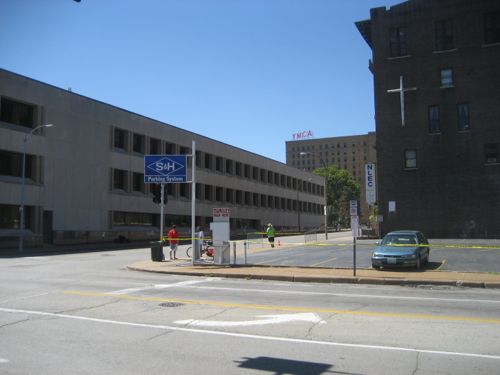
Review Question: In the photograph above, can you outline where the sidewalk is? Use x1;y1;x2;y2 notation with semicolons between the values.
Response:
128;258;500;289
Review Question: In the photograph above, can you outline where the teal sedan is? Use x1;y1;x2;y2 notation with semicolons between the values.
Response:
371;230;430;270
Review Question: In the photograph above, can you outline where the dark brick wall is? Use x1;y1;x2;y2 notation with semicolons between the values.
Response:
360;0;500;238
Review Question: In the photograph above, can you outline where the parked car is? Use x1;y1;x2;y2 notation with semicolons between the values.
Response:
371;230;430;270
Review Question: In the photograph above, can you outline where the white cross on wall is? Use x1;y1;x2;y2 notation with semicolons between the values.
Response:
387;75;417;126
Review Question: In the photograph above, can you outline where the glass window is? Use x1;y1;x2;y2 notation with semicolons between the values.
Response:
132;133;145;154
484;12;500;45
113;169;128;190
428;106;440;133
435;19;454;51
0;204;31;229
457;103;470;131
132;172;144;193
0;149;35;179
405;149;417;169
113;128;128;150
215;157;223;172
225;159;233;175
0;97;36;129
165;142;176;154
204;185;213;201
216;186;223;201
389;26;408;57
112;211;153;226
440;69;453;86
204;153;213;169
484;143;499;164
149;138;161;154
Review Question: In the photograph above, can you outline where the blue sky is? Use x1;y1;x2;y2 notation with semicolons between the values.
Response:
0;0;402;162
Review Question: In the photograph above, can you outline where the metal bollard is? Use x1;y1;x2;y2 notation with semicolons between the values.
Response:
233;242;237;265
244;241;247;264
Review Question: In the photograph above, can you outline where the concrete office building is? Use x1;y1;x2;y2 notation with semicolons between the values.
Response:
0;69;325;248
285;132;377;224
356;0;500;237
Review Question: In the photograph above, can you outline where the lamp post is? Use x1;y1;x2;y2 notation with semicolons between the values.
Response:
299;151;328;240
19;124;54;254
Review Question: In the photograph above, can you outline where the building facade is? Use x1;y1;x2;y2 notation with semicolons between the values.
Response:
357;0;500;237
0;69;325;248
285;132;377;224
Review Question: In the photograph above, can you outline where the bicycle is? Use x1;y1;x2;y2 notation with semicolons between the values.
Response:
186;241;215;258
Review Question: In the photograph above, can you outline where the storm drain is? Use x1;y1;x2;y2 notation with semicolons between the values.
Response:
159;302;184;308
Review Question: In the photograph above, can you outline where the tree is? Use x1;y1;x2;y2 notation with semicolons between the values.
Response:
314;166;361;228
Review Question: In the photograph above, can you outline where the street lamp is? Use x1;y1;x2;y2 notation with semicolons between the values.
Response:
19;124;54;254
299;151;328;240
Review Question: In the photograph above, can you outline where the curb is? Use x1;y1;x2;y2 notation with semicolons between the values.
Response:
127;265;500;289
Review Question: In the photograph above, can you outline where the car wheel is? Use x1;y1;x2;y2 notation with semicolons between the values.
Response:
416;256;421;270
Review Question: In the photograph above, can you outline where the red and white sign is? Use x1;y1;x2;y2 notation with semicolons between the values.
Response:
213;208;230;222
292;130;314;140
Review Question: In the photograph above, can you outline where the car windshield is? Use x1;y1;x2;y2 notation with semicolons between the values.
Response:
381;234;417;246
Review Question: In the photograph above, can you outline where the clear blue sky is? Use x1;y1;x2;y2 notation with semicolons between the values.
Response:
1;0;402;163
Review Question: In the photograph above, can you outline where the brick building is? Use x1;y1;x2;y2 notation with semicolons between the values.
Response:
356;0;500;237
286;132;377;225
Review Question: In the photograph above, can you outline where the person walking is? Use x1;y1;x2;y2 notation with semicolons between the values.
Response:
266;223;275;248
167;225;179;260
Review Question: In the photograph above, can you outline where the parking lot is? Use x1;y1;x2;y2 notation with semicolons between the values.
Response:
239;234;500;273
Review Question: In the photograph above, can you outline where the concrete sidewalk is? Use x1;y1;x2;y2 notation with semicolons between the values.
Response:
128;258;500;289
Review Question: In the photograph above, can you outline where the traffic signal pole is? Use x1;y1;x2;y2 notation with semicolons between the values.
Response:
191;140;196;266
160;183;165;241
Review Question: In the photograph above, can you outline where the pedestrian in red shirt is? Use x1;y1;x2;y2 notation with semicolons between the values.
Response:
167;225;179;260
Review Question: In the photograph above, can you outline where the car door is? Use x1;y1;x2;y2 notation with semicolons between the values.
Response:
417;232;430;259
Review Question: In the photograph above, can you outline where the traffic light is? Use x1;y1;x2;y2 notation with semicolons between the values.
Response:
151;184;168;205
152;184;161;204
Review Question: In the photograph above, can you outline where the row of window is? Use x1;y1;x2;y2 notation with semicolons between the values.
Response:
404;143;499;169
112;127;324;196
112;211;262;231
0;204;31;229
0;97;40;129
0;150;41;182
428;102;470;133
290;141;369;152
389;12;500;58
111;169;323;214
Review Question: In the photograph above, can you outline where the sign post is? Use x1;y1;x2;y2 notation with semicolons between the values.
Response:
350;200;359;276
144;152;191;250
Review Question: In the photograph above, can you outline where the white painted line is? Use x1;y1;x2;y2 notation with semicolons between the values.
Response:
175;313;326;328
0;292;52;305
1;307;499;361
108;278;220;295
177;285;500;305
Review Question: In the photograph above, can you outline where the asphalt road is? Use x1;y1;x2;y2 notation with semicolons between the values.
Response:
1;249;500;374
242;233;500;273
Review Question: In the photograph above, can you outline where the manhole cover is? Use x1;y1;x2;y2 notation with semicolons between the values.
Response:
159;302;184;308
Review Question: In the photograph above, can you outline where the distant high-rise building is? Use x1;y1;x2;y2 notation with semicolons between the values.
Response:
286;132;377;225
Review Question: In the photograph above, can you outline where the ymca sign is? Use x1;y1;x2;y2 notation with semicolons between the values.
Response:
365;163;377;205
292;130;314;140
144;155;187;183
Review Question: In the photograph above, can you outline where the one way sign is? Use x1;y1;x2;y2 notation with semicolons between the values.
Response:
144;155;187;183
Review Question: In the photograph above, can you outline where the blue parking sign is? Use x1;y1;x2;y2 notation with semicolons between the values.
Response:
144;155;187;183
